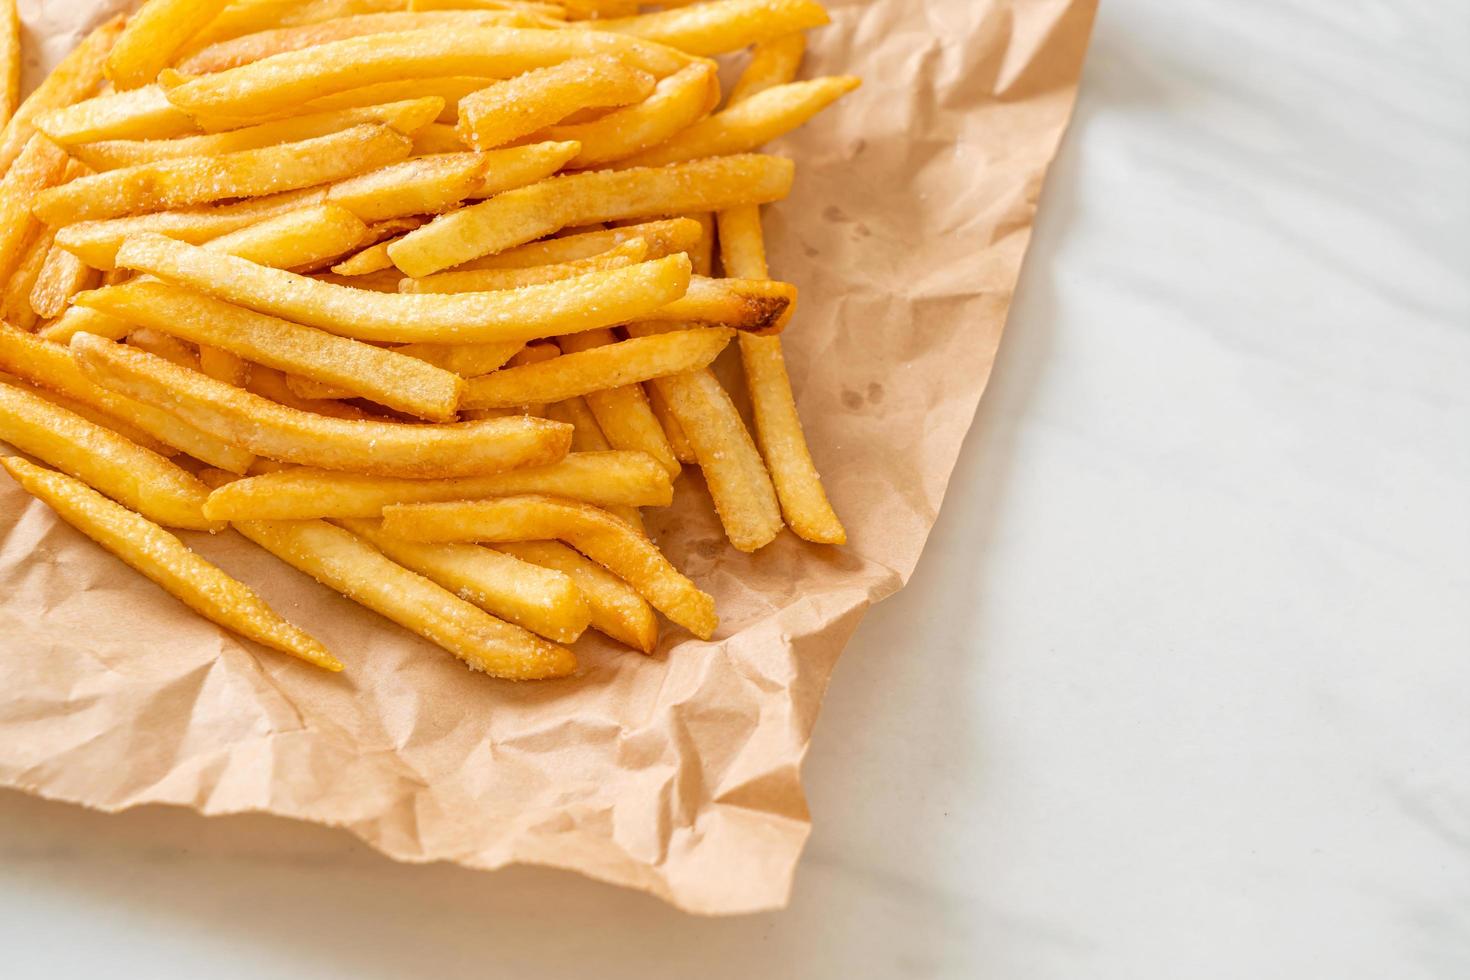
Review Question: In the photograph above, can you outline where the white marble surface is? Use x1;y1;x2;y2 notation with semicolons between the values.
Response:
3;1;1468;976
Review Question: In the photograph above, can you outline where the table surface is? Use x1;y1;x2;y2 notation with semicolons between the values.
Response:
4;2;1468;977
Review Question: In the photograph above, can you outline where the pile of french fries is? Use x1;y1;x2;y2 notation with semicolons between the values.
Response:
0;0;857;680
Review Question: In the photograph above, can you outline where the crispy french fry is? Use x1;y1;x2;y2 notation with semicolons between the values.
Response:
115;234;694;344
244;365;370;420
561;0;638;19
105;0;233;91
128;327;200;371
0;456;340;671
160;28;690;118
541;60;717;169
2;227;55;331
646;381;696;464
0;15;124;171
71;333;569;478
457;54;655;150
312;270;405;292
381;494;717;639
33;124;412;225
285;75;495;126
460;340;557;418
188;0;412;48
547;395;609;452
0;371;175;455
78;280;465;421
0;379;218;529
71;97;443;171
718;203;844;543
395;339;522;376
400;238;647;293
0;136;70;282
585;0;829;57
410;0;565;15
181;10;555;74
410;122;467;155
331;237;405;276
622;76;860;168
494;539;656;652
52;186;329;271
203;203;371;270
639;275;795;334
201;450;672;520
327;152;491;222
464;328;733;409
466;139;582;198
727;31;805;106
387;154;793;276
0;321;253;472
230;516;575;680
30;243;101;320
198;344;250;387
556;329;680;478
0;0;17;131
36;85;198;147
38;306;130;345
338;517;591;643
456;217;701;271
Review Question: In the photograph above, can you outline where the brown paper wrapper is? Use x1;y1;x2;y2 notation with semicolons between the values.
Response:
0;0;1097;914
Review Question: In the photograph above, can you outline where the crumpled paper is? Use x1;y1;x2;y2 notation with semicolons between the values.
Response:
0;0;1096;914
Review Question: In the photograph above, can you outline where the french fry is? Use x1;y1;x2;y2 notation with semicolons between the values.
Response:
556;329;680;478
0;15;124;171
128;327;200;372
542;60;717;169
561;0;638;19
71;97;444;171
640;276;795;334
0;0;17;131
543;393;649;528
395;339;522;376
400;238;647;293
115;234;694;344
410;0;565;15
38;306;130;345
71;333;569;478
2;227;55;331
457;54;655;150
0;371;175;455
466;139;582;198
187;0;414;48
203;203;371;269
0;379;218;530
0;136;70;282
410;122;467;155
0;321;254;472
245;365;370;420
456;217;701;271
52;186;329;271
198;344;251;387
464;328;733;409
338;517;591;643
646;382;696;464
494;540;656;652
726;31;805;106
459;340;558;419
586;0;830;58
285;75;495;126
718;204;844;543
621;76;860;168
230;516;576;680
326;152;492;222
201;450;673;520
35;85;198;147
160;28;690;118
331;238;402;276
387;154;793;276
181;10;557;74
77;280;465;421
0;456;340;671
30;243;101;320
381;494;718;639
33;124;413;225
105;0;234;91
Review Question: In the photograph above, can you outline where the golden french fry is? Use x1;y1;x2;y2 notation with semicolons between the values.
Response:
35;85;197;147
556;329;680;478
622;76;860;168
457;217;701;271
78;280;465;421
0;320;254;472
338;517;591;643
201;450;672;520
494;540;656;652
0;0;17;131
642;275;795;333
464;328;733;409
181;10;555;74
0;136;70;282
70;97;444;171
331;238;404;276
71;333;571;478
30;243;101;320
115;234;694;344
204;203;371;269
285;75;495;126
327;152;491;222
395;339;522;376
33;124;412;225
542;60;717;168
727;31;805;105
198;344;250;387
188;0;414;48
2;227;55;331
381;494;717;639
561;0;639;19
459;340;558;419
387;154;793;276
245;365;370;420
39;306;129;345
718;203;843;542
586;0;829;57
466;139;582;198
160;28;690;118
457;54;655;150
410;0;565;15
400;238;647;293
128;327;200;372
0;15;124;171
105;0;233;90
0;456;339;670
646;381;696;464
0;379;218;530
546;395;609;452
0;371;175;455
230;516;575;680
52;187;329;271
410;122;467;155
